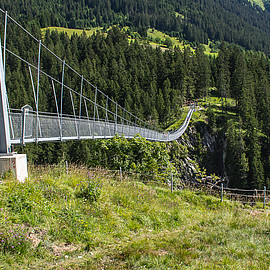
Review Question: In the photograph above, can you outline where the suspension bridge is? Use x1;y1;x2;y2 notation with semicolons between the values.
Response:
0;9;195;180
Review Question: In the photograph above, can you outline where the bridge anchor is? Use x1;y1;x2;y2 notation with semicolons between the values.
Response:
0;153;28;182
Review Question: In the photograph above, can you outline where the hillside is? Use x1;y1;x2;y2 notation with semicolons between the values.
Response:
2;0;270;53
40;26;218;57
5;25;268;189
0;167;269;269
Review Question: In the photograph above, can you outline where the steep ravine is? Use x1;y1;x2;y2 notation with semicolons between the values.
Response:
174;121;225;183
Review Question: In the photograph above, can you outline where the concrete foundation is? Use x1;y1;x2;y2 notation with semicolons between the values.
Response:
0;153;28;182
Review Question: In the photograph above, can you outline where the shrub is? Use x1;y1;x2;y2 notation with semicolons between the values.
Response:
75;175;102;203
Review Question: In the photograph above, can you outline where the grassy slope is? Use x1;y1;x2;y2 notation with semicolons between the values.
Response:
41;26;218;57
166;95;237;132
195;96;237;123
249;0;265;10
0;166;269;269
41;26;103;38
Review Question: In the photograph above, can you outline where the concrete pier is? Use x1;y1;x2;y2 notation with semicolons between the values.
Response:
0;153;28;182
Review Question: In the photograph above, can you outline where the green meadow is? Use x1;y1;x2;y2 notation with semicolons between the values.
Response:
41;26;218;57
0;166;269;269
41;26;103;38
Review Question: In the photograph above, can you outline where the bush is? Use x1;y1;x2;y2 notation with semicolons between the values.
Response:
75;175;102;203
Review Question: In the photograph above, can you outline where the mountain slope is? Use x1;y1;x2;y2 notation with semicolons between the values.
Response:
2;0;270;53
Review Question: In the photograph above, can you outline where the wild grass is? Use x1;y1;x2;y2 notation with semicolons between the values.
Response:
178;95;238;129
165;107;190;131
41;26;103;38
0;166;269;269
166;94;237;131
249;0;265;10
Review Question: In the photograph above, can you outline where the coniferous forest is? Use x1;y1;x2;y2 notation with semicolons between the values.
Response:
3;0;270;53
0;0;270;189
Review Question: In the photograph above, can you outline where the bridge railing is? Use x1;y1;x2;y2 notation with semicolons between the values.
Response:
8;105;195;144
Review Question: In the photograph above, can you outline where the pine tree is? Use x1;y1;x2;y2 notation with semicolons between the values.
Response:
245;116;264;189
225;122;249;188
230;47;246;106
195;45;211;99
216;42;230;112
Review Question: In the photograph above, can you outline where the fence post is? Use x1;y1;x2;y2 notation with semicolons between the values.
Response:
221;183;223;203
254;189;257;205
65;161;68;175
264;186;266;209
171;174;173;193
120;167;122;181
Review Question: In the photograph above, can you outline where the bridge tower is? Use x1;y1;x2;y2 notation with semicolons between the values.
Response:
0;36;27;181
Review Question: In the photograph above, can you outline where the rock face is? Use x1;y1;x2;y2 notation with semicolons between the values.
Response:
200;127;217;153
175;122;223;184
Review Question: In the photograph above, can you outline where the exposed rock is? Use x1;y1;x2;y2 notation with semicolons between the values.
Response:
174;122;223;184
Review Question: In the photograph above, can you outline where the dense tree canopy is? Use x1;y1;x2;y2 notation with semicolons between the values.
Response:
2;0;270;53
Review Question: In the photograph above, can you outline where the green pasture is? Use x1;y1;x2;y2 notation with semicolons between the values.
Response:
41;26;218;56
41;26;103;38
0;166;269;269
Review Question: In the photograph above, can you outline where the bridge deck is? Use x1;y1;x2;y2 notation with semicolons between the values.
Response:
9;107;194;144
